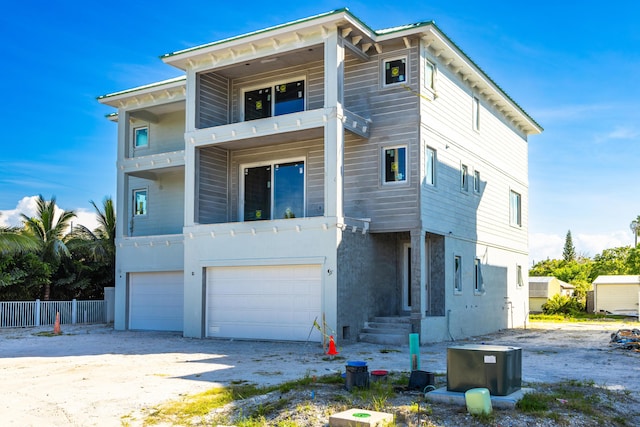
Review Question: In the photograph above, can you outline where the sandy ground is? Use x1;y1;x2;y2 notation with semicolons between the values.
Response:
0;321;638;426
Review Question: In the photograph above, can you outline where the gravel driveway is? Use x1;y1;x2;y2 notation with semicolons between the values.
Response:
0;321;637;426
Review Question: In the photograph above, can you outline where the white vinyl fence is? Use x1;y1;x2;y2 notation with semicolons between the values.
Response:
0;299;107;328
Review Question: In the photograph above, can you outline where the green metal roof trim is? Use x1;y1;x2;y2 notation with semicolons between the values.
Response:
97;75;186;100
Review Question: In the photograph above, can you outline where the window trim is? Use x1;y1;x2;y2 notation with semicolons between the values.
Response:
454;255;462;294
472;96;480;131
424;57;437;93
240;75;307;122
133;126;149;149
460;164;469;192
510;189;522;227
516;264;524;288
382;55;408;88
473;170;481;193
382;145;408;185
239;156;307;221
132;188;148;217
425;145;437;187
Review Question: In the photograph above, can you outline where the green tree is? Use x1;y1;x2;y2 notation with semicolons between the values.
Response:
20;195;76;300
563;230;576;262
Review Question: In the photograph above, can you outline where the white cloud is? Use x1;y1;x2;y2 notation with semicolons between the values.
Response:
0;196;99;233
529;232;564;264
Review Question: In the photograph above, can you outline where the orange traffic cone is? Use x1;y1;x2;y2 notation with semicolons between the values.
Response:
327;335;339;356
53;311;61;335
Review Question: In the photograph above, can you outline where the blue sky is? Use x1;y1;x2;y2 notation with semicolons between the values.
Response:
1;1;639;263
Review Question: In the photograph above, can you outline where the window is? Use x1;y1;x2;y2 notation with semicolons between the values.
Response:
133;190;147;216
424;59;436;91
516;264;524;288
472;96;480;131
383;146;407;184
383;57;407;86
474;258;483;293
242;160;305;221
134;126;148;148
474;170;481;193
243;79;305;121
454;255;462;293
510;190;522;226
461;164;468;191
425;146;436;186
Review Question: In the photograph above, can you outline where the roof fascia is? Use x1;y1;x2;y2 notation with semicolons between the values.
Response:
97;76;186;107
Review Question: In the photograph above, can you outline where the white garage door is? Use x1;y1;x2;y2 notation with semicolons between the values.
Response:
206;265;322;341
129;271;184;331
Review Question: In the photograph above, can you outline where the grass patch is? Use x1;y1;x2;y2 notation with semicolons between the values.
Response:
529;313;631;323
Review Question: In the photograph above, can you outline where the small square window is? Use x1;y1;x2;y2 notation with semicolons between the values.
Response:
384;57;407;86
454;255;462;293
510;190;522;226
474;170;481;193
134;127;148;148
133;190;147;216
461;164;468;191
425;146;436;186
383;146;407;184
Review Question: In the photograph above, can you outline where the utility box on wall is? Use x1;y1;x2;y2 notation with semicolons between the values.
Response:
447;344;522;396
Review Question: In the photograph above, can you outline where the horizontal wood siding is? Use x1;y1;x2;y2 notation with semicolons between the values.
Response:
228;138;325;221
129;169;185;236
229;60;324;123
419;42;529;251
198;146;229;224
197;72;229;129
343;45;420;231
132;109;185;157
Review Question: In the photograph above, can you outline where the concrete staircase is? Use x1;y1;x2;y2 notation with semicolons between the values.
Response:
358;316;412;346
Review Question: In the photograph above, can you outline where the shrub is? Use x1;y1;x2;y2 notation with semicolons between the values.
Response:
542;294;585;315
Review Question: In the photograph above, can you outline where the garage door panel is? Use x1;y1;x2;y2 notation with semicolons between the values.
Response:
130;272;184;332
207;265;322;341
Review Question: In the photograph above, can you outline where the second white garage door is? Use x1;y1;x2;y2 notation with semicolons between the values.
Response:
206;265;322;341
129;271;184;332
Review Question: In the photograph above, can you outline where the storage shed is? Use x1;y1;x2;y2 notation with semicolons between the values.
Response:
592;275;640;316
529;276;574;313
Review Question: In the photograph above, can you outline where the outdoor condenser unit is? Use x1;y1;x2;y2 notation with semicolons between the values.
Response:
446;344;522;396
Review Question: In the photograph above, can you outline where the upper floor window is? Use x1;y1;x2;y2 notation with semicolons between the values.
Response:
243;79;305;121
383;146;407;184
510;190;522;227
383;57;407;87
242;160;305;221
472;96;480;131
134;126;149;148
133;189;147;216
425;146;436;186
473;170;481;193
424;59;436;91
454;255;462;293
461;164;469;191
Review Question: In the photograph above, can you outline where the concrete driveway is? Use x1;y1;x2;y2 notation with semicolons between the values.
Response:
0;321;637;426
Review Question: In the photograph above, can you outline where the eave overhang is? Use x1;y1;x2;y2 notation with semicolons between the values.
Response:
97;76;187;109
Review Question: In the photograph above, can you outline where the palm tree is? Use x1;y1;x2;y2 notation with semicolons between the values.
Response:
0;224;39;254
20;195;76;300
68;197;116;263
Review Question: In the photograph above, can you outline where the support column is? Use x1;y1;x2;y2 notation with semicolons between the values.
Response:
410;228;426;335
323;28;345;219
184;69;197;227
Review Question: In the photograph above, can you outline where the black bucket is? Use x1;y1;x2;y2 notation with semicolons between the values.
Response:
345;364;369;390
408;370;435;391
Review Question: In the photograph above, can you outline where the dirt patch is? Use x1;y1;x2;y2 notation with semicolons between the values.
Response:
0;320;638;426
